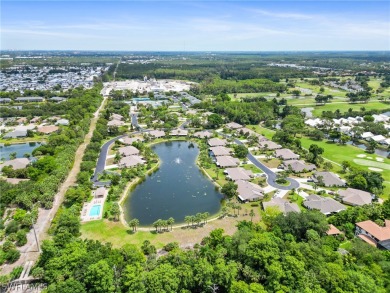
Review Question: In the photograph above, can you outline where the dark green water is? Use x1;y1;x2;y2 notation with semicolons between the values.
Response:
123;141;223;225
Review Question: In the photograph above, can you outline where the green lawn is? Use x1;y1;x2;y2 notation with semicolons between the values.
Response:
247;125;276;140
241;163;262;173
81;219;169;248
311;101;389;117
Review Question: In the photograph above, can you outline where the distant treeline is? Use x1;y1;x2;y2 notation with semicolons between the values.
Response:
194;78;286;95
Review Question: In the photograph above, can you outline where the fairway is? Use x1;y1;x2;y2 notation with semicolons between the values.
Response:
311;101;389;117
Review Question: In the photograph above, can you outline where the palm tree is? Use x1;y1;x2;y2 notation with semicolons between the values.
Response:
221;206;228;217
160;220;168;232
190;215;196;227
167;217;174;231
236;205;242;216
184;216;191;228
203;212;209;224
132;219;139;232
249;209;255;222
195;213;202;226
153;220;161;232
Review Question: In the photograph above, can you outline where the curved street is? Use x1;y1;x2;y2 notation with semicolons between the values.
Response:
234;138;300;190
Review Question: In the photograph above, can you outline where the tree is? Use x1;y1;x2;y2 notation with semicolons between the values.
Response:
341;161;351;173
167;217;174;231
110;203;120;221
129;219;139;232
84;260;115;293
323;162;333;171
366;139;377;154
184;215;191;228
9;152;17;160
233;144;248;158
221;182;238;198
249;209;255;222
207;114;224;129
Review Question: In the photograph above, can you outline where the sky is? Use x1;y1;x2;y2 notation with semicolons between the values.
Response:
1;1;389;51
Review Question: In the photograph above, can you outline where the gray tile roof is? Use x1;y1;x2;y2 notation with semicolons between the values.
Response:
313;172;345;187
225;167;253;181
338;188;372;206
263;198;301;214
303;195;346;215
236;180;264;201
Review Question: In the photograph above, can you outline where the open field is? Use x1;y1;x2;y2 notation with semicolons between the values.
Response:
311;101;389;117
80;205;261;248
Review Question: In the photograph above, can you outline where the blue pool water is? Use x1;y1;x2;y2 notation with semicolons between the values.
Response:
89;205;101;217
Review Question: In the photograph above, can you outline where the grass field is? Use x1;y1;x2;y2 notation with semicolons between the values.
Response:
311;101;389;117
80;207;261;248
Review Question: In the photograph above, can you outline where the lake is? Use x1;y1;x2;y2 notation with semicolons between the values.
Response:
123;141;224;226
0;142;42;160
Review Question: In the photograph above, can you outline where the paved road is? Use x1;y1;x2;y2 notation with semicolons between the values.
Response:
92;134;126;183
234;138;300;190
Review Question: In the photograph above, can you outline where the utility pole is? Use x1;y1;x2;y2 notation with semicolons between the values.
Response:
32;219;40;253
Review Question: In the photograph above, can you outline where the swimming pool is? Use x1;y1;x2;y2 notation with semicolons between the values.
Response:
89;205;101;217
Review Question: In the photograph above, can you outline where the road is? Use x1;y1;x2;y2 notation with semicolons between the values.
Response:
234;138;299;190
92;134;126;183
1;94;109;276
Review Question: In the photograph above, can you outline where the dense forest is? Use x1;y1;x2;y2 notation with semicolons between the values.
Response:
14;205;390;293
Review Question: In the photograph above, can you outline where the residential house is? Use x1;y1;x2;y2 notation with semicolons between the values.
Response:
56;119;70;126
326;224;342;236
120;136;144;145
118;146;140;156
149;130;165;138
37;125;59;134
215;156;240;168
355;220;390;250
15;97;44;103
262;198;301;215
118;155;146;168
312;171;346;187
107;120;124;127
0;98;11;103
361;132;374;140
303;194;346;215
111;113;124;121
275;148;299;160
3;130;27;138
210;146;232;157
338;188;372;206
258;140;282;150
282;160;316;173
170;129;188;136
225;122;243;130
193;130;213;139
49;97;67;102
371;135;386;143
236;180;264;202
225;167;253;181
208;138;227;147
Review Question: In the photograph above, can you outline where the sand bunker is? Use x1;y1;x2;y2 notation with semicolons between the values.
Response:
376;158;384;162
356;154;367;158
369;167;383;172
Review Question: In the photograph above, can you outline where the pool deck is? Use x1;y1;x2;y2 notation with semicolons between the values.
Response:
80;188;108;222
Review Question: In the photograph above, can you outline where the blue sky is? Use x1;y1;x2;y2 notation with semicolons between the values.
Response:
1;1;389;51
